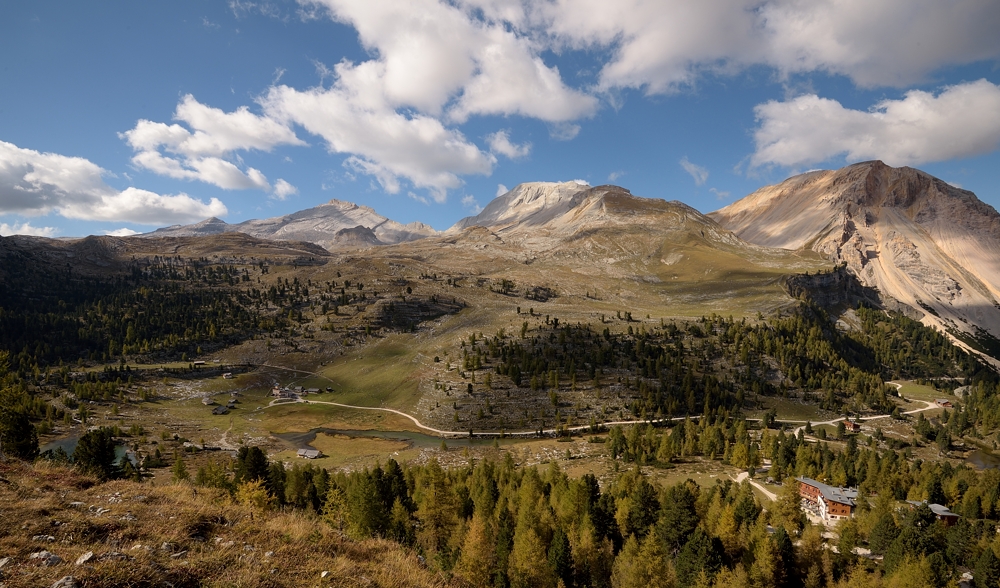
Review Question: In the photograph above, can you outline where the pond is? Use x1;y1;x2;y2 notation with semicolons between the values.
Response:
272;428;518;451
40;432;135;465
966;449;1000;470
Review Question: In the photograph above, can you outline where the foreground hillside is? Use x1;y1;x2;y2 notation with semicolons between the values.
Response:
0;460;450;588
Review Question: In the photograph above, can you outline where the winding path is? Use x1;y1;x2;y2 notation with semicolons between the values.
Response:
255;364;943;440
788;382;939;437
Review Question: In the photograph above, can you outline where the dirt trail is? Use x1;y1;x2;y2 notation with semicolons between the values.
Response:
258;363;942;440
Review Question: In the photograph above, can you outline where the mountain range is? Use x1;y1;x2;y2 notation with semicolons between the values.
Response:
6;160;998;359
145;198;436;249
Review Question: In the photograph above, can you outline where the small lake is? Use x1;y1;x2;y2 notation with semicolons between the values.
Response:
272;428;517;451
40;432;134;465
967;449;1000;470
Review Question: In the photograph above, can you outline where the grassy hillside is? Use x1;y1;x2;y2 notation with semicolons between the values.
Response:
0;460;452;588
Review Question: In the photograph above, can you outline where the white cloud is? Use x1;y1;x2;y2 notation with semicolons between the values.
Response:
0;221;56;237
709;187;730;200
535;0;1000;92
495;183;508;197
751;79;1000;168
272;178;298;200
300;0;597;122
121;94;304;191
104;228;140;237
549;123;581;141
461;194;482;213
486;130;531;159
0;139;227;225
407;191;430;205
262;61;495;202
608;171;624;182
679;157;709;186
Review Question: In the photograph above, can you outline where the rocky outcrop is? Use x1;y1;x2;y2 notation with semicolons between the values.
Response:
783;265;922;319
328;225;383;249
712;161;1000;357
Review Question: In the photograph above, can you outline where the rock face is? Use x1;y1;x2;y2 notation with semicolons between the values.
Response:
146;199;436;251
711;160;1000;355
331;225;383;249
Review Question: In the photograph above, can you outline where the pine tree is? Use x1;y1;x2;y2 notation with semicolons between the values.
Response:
868;512;899;555
547;527;573;587
0;405;38;461
73;427;117;481
172;454;189;482
454;511;496;587
975;547;1000;588
769;478;805;535
508;526;555;588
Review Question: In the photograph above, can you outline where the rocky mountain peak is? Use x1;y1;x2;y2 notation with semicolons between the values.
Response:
711;161;1000;357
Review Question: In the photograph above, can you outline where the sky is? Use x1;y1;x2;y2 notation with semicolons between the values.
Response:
2;0;1000;238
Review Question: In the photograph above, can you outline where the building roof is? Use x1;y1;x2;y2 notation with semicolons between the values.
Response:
797;476;858;506
212;406;230;415
906;500;960;518
296;448;321;459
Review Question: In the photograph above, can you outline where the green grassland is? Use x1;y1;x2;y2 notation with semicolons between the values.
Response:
890;380;953;402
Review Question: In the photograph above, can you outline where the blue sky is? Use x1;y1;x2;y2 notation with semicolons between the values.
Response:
2;0;1000;237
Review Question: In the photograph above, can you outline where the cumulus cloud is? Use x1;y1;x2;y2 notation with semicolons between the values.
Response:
461;194;482;213
104;228;140;237
261;60;496;202
535;0;1000;92
751;79;1000;168
0;140;227;224
496;183;508;197
300;0;597;122
486;130;531;159
272;178;298;200
679;157;709;185
0;221;56;237
121;94;304;191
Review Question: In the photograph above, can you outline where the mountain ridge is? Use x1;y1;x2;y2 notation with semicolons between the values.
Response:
145;198;436;250
710;160;1000;356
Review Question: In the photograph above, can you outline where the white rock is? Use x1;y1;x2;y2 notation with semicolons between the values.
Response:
74;552;93;566
51;576;78;588
29;551;62;566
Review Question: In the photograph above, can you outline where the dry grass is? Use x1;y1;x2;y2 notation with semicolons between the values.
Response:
0;461;454;588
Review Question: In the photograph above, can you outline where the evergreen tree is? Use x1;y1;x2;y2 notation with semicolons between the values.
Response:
547;527;573;587
234;446;269;482
868;513;899;555
0;405;38;461
454;511;497;587
346;469;389;538
975;547;1000;588
674;528;723;587
172;454;189;482
508;526;554;588
656;481;699;553
73;427;117;480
